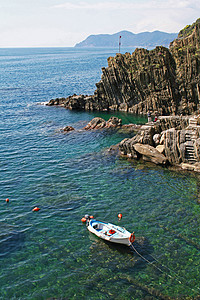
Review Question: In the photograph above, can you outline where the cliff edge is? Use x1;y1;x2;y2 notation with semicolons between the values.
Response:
48;18;200;117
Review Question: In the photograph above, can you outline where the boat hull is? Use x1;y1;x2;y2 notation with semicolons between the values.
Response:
87;219;132;246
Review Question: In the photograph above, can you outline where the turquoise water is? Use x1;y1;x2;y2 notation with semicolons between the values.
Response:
0;47;199;299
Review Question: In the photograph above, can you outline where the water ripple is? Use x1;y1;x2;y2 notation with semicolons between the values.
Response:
0;48;199;299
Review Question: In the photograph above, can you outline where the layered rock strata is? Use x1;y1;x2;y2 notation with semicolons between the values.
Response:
48;19;200;117
119;115;200;170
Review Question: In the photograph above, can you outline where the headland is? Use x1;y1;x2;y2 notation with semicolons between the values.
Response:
47;18;200;172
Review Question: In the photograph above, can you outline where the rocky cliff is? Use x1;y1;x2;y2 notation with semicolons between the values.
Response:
170;20;200;115
48;18;200;117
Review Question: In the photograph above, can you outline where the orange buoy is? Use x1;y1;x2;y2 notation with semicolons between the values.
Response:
118;213;122;220
32;207;40;212
81;217;87;222
90;216;94;219
6;198;9;203
129;232;135;243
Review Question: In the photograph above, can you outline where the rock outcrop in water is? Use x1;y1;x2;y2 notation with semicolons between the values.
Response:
84;117;122;130
48;18;200;117
47;19;200;171
63;125;75;132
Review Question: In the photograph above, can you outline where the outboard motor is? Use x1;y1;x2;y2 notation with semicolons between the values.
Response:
81;214;94;225
85;214;90;226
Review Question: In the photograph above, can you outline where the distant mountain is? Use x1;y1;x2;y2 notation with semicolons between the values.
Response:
75;30;178;48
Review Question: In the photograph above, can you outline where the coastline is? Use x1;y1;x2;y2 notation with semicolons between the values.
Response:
1;45;200;299
47;18;200;173
119;115;200;172
47;99;200;173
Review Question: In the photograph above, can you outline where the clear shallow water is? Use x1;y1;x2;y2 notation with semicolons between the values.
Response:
0;47;199;299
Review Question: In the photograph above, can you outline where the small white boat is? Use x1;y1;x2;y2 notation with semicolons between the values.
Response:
83;216;135;246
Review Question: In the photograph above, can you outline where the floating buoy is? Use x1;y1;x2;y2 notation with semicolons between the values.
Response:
32;207;40;212
90;216;94;219
129;232;135;243
6;198;9;203
81;217;87;222
118;213;122;220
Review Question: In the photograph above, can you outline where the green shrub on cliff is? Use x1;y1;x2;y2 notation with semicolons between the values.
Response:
179;18;200;39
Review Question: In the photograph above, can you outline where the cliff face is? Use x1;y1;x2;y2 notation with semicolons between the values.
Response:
48;18;200;116
169;20;200;115
94;46;179;115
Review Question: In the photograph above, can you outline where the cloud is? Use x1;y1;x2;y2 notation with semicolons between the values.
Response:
49;0;200;38
1;0;199;47
52;1;134;10
51;0;200;10
160;0;200;9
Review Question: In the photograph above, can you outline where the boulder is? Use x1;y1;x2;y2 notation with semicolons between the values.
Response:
84;117;122;130
84;117;106;130
163;128;181;164
106;116;122;128
194;162;200;172
181;163;195;171
135;124;155;145
121;124;141;130
153;133;161;146
156;145;165;154
63;126;75;132
133;143;168;165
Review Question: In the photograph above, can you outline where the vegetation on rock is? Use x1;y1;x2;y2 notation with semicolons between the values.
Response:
178;18;200;39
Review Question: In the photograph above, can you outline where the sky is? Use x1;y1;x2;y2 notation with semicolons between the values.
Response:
0;0;199;47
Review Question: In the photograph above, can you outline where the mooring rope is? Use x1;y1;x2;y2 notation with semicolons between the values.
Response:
130;243;200;293
130;243;179;281
134;219;200;279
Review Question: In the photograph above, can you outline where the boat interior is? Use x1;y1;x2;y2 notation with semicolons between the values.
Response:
92;222;117;236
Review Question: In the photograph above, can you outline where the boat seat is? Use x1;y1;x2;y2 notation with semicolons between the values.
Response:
93;224;101;231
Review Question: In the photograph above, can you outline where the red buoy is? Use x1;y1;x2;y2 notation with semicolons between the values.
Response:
129;232;135;243
6;198;9;203
90;216;94;219
81;217;86;222
118;213;122;220
32;207;40;212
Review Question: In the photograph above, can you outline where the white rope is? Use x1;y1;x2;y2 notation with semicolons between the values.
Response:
130;243;176;280
130;243;200;293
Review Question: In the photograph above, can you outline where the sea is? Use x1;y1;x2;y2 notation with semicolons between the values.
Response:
0;47;199;299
